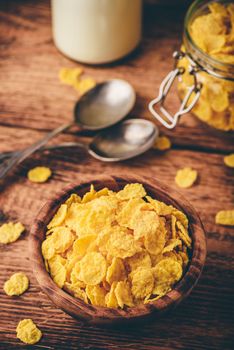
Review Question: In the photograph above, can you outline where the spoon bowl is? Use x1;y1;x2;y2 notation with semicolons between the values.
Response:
89;119;158;161
74;79;136;130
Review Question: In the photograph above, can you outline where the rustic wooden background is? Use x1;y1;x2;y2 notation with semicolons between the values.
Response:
0;0;233;349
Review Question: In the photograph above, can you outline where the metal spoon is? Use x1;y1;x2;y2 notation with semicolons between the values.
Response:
88;119;158;161
0;79;136;179
0;119;158;163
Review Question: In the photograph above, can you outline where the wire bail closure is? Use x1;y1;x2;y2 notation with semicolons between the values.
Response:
148;51;202;129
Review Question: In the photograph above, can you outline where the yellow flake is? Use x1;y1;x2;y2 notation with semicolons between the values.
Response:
16;319;42;345
79;252;107;285
105;282;118;308
106;257;126;285
154;136;171;151
224;154;234;168
4;272;29;296
47;204;67;229
215;210;234;226
0;222;25;244
115;280;133;308
59;67;83;85
126;251;151;272
27;166;52;183
175;167;197;189
86;285;106;306
65;193;81;207
74;78;96;95
153;257;183;294
131;268;154;299
116;183;146;200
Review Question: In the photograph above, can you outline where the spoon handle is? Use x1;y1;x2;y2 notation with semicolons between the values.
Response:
0;142;88;161
0;122;72;180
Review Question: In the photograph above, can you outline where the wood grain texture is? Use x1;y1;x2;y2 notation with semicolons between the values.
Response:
0;0;233;349
30;175;206;325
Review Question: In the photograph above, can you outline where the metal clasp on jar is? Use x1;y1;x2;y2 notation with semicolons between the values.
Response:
148;51;202;129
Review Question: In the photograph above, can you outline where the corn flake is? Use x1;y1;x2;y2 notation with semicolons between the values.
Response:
4;272;29;296
27;166;51;183
131;268;154;299
153;257;183;293
86;285;106;307
16;319;42;345
175;167;197;188
59;67;83;85
0;222;25;244
79;252;107;285
47;204;67;229
224;154;234;168
154;136;171;151
74;78;96;95
215;210;234;226
115;280;133;308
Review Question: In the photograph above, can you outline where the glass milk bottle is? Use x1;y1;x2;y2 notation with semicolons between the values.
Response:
51;0;142;64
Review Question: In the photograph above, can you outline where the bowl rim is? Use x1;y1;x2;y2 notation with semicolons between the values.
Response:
29;174;207;324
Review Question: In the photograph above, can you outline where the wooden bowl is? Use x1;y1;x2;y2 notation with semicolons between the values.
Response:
30;175;206;325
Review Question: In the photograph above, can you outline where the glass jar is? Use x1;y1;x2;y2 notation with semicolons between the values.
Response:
51;0;142;64
149;0;234;132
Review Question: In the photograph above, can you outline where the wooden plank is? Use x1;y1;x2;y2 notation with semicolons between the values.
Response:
0;1;233;152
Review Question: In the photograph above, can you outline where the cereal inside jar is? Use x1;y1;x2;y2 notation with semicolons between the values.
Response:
178;0;234;132
149;0;234;132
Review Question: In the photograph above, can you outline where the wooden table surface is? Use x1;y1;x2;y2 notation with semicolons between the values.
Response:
0;1;233;349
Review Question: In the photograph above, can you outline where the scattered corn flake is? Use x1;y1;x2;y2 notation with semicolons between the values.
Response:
175;167;197;188
16;319;42;345
215;210;234;226
42;183;191;308
0;222;25;244
27;166;52;183
224;154;234;168
74;77;96;95
4;272;29;296
59;67;83;85
154;136;171;151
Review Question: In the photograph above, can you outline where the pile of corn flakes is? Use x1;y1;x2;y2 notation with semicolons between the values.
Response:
42;183;191;309
178;2;234;131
